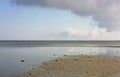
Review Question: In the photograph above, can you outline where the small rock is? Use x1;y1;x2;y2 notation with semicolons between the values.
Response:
28;72;32;75
53;53;56;56
64;55;67;56
90;53;93;54
55;60;58;62
73;58;78;60
21;60;25;62
86;71;89;74
117;51;119;53
89;59;91;62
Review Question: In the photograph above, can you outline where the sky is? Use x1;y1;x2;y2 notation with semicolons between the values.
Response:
1;0;120;40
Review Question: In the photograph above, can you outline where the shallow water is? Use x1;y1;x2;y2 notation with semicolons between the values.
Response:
0;41;120;77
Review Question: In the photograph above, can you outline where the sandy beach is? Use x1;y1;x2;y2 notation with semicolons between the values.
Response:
24;55;120;77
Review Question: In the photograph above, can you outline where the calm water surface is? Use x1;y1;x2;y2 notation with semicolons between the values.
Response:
0;41;120;77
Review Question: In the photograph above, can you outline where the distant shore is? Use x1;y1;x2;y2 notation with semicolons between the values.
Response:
24;55;120;77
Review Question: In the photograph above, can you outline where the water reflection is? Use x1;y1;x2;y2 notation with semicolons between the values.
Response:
66;47;107;56
106;48;120;56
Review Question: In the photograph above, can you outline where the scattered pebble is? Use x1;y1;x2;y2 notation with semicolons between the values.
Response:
86;71;88;74
53;53;56;56
28;72;31;75
89;59;91;62
117;51;120;53
63;55;67;56
73;58;78;60
55;60;58;62
21;60;25;62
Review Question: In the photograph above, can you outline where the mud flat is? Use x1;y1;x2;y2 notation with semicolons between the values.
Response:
24;55;120;77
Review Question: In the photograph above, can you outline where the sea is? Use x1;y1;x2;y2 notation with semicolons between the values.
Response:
0;41;120;77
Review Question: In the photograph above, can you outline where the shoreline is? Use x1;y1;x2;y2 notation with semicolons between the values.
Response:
24;55;120;77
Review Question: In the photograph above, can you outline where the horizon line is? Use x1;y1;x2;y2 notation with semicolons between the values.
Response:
0;40;120;42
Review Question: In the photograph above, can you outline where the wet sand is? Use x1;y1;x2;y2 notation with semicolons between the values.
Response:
24;55;120;77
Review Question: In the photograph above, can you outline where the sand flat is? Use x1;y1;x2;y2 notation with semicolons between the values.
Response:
24;55;120;77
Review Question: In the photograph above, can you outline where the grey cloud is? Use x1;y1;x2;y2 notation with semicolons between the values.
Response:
12;0;120;31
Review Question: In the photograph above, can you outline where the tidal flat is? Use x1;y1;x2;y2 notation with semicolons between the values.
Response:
24;55;120;77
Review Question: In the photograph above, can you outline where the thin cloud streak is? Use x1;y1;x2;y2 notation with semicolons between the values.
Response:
45;27;120;40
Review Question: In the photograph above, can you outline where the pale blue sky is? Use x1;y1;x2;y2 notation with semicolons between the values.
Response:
1;0;120;40
0;0;94;40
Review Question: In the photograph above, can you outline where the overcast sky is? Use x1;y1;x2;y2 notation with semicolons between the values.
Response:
0;0;120;40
